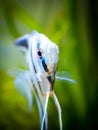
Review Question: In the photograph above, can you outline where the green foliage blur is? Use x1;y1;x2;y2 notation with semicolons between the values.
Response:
0;0;97;130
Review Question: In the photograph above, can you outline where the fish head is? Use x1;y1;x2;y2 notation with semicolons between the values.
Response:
15;31;59;91
37;33;59;74
35;33;59;91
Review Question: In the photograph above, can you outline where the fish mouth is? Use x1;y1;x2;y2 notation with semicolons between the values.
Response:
47;72;55;91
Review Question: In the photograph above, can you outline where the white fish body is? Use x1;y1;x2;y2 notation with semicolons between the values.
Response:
13;31;75;130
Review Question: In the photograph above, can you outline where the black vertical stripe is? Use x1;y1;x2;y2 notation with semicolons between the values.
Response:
42;59;49;72
30;47;43;95
47;75;55;91
31;78;47;130
30;46;47;130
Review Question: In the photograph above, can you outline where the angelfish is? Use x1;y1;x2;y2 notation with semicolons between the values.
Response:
14;31;75;130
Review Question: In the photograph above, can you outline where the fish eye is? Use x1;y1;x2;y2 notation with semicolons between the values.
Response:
37;49;43;58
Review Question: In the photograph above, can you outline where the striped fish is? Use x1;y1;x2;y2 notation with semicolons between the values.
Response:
13;31;75;130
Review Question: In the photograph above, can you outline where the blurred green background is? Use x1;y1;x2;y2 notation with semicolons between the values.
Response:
0;0;97;130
